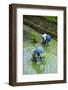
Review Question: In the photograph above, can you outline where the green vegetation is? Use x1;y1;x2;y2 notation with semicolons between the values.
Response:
32;32;37;43
45;16;57;23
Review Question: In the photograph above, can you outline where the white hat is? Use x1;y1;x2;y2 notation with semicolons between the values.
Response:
42;34;47;38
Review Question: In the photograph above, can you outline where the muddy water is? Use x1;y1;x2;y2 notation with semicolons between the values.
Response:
23;25;57;75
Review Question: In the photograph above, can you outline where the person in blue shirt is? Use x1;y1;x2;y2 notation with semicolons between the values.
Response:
42;34;51;45
32;47;44;61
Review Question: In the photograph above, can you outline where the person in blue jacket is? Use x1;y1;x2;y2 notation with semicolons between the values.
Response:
42;34;51;45
32;47;44;61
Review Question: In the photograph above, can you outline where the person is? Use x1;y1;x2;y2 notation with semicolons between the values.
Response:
42;34;51;45
32;49;41;61
32;47;44;61
36;52;41;61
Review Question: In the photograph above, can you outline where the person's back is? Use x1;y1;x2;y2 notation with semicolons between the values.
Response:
46;34;51;42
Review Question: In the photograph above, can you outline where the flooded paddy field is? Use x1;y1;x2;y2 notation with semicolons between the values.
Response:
23;24;57;75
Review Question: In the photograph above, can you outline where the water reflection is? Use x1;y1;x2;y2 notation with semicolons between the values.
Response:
31;58;47;74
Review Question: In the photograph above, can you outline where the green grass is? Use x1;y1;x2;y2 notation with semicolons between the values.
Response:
44;16;57;23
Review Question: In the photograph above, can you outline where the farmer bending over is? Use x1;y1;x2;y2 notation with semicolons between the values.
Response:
42;34;51;45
